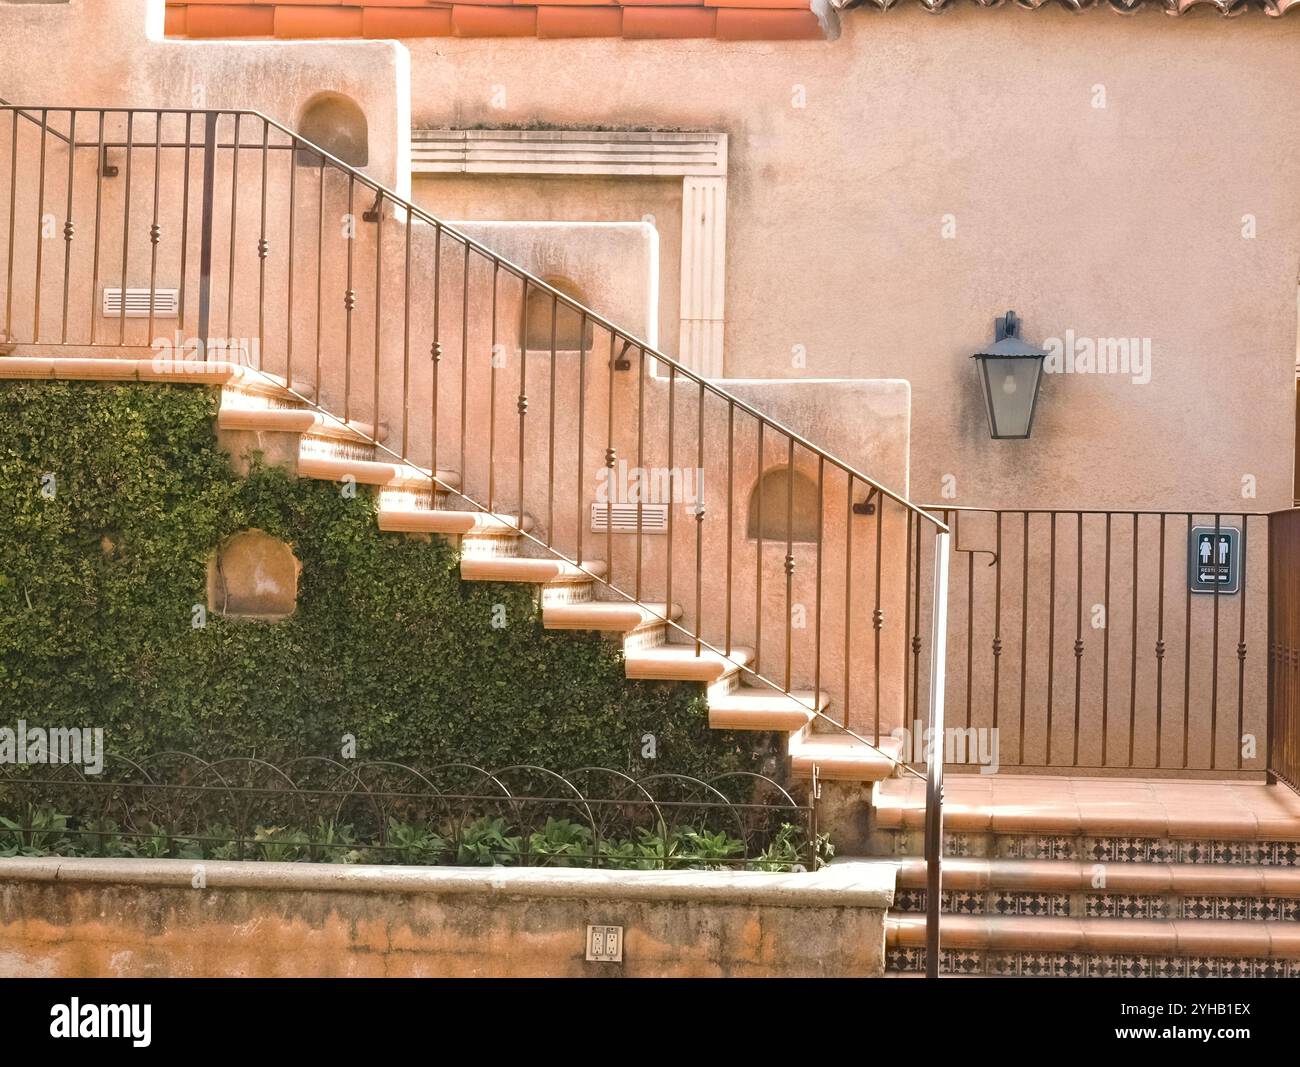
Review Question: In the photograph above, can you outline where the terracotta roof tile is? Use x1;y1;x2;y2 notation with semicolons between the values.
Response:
182;4;275;38
362;9;455;36
166;0;832;39
621;6;718;33
715;8;822;35
451;4;541;33
536;6;626;33
275;7;366;37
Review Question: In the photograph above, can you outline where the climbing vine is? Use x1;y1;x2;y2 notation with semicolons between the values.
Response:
0;380;757;777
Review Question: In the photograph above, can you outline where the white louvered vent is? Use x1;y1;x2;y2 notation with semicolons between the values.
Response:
591;503;670;535
101;287;180;319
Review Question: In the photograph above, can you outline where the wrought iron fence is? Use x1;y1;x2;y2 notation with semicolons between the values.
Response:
908;508;1270;774
0;752;820;870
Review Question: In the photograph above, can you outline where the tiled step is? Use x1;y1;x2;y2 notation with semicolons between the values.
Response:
875;775;1300;840
377;508;530;535
542;601;680;634
789;731;904;782
708;688;827;731
459;556;605;585
624;644;754;685
885;914;1300;977
296;453;461;492
217;404;385;443
893;857;1300;920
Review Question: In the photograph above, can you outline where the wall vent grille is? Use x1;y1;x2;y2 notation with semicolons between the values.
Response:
590;502;669;534
102;287;180;318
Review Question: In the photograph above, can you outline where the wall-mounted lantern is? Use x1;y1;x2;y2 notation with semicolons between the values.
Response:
972;310;1047;440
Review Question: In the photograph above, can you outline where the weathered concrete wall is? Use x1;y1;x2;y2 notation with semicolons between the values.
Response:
0;857;894;977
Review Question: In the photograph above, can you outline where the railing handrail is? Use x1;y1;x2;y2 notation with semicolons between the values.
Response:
0;100;945;534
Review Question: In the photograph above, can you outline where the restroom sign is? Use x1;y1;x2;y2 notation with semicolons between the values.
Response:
1188;525;1240;595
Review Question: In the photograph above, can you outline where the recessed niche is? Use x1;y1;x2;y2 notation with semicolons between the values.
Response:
208;529;300;620
296;92;369;168
746;467;821;543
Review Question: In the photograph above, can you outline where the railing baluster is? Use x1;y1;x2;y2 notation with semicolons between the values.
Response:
785;436;795;693
1237;514;1248;771
842;470;851;729
575;312;587;568
118;110;133;346
695;380;706;657
1211;512;1222;769
1155;512;1167;768
816;456;825;713
400;204;411;457
32;108;46;343
196;112;217;362
1046;512;1057;765
59;109;76;344
372;190;383;431
5;109;18;343
343;173;354;422
1019;511;1029;765
873;488;884;743
1128;512;1139;767
1072;512;1083;766
225;112;238;352
431;224;442;480
286;131;297;388
487;262;499;511
256;117;268;367
1102;512;1112;765
725;403;734;657
666;364;676;630
547;293;557;546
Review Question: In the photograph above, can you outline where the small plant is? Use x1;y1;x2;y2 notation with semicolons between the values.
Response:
526;817;594;867
456;816;522;866
0;805;73;857
383;819;447;866
679;828;745;869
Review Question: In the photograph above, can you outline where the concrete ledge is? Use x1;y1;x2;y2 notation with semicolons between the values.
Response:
0;856;895;976
0;856;896;908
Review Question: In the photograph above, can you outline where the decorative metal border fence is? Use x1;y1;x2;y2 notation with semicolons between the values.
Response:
0;752;819;871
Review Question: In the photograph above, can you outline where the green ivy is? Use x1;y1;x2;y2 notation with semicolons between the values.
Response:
0;380;756;777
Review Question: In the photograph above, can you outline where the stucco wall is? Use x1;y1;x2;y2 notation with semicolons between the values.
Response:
402;10;1300;513
0;857;894;977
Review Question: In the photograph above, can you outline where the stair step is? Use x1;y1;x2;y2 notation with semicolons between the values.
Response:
707;689;827;731
624;644;754;684
218;405;385;443
296;453;461;491
874;775;1300;841
789;732;903;782
543;601;680;634
884;913;1300;960
459;556;605;585
897;857;1300;897
377;508;531;535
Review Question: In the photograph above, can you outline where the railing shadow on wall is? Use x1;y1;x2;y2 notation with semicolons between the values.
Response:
0;102;954;973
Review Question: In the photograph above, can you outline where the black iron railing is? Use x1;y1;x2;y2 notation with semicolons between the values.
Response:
0;101;952;974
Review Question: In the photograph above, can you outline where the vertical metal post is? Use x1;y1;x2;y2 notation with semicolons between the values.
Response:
196;112;217;362
925;529;950;980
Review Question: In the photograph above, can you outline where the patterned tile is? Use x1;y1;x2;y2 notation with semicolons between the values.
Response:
1086;894;1172;919
886;951;1299;978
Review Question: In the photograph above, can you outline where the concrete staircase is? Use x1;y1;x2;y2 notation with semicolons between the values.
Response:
875;775;1300;977
0;357;902;786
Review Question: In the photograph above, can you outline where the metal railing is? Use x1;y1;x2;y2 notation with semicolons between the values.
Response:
0;102;951;972
909;507;1270;775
